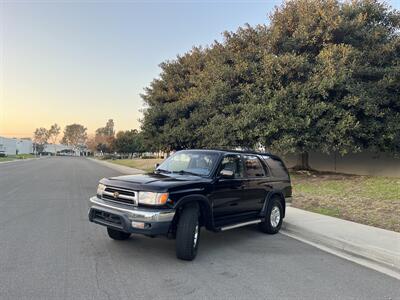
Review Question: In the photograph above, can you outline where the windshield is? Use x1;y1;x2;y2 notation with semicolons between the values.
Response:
156;151;219;176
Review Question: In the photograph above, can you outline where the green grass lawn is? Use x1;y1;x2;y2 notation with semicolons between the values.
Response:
291;171;400;232
106;158;164;173
0;154;36;162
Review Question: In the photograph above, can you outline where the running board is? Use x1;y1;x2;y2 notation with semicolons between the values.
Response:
220;219;262;231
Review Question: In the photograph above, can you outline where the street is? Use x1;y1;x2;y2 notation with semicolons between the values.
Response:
1;157;399;299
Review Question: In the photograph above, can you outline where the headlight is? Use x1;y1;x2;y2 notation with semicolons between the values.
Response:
97;183;106;196
138;191;169;205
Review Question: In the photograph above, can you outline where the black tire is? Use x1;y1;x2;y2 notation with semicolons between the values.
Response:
176;204;200;261
107;227;131;240
259;198;283;234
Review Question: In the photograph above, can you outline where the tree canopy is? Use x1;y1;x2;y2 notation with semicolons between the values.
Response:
33;127;49;153
93;119;116;153
61;124;87;148
140;0;400;157
113;130;145;155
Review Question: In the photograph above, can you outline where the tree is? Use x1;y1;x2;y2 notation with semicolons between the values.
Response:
257;0;400;167
61;124;87;150
140;0;400;169
86;135;97;154
94;119;115;153
33;127;49;154
48;123;61;155
113;130;146;157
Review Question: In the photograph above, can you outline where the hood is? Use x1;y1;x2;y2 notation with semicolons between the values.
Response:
100;172;210;193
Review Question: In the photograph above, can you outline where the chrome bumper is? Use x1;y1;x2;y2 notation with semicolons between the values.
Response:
88;196;175;222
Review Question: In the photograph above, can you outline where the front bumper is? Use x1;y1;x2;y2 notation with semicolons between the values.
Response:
88;196;175;235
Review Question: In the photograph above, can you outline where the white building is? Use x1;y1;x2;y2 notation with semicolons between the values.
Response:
0;137;33;155
16;139;33;154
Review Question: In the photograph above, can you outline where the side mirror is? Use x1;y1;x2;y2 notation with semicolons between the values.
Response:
220;169;234;179
155;163;160;169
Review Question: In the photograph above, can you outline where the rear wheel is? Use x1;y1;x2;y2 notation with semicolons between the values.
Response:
107;227;131;240
176;204;200;261
259;198;283;234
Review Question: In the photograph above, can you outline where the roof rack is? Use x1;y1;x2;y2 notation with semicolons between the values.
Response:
181;148;279;158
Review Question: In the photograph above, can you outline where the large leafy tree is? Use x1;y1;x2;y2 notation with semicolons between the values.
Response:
33;127;49;154
141;0;400;167
113;130;146;156
48;123;61;154
259;0;400;166
61;124;87;150
94;119;116;153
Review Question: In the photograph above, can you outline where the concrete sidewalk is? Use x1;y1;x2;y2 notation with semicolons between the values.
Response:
282;207;400;279
87;157;144;175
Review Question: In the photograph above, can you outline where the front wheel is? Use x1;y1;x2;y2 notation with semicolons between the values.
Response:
107;227;131;240
176;205;200;261
259;198;283;234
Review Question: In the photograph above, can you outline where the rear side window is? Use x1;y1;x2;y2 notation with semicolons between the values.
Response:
263;156;289;179
243;155;265;177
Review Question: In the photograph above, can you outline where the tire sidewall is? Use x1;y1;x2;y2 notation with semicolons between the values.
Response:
192;218;200;256
260;198;283;234
176;205;201;260
268;199;283;232
107;227;131;240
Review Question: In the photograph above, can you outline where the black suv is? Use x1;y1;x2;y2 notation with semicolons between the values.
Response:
88;149;292;260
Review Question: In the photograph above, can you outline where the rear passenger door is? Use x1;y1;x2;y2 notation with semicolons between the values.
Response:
241;155;271;214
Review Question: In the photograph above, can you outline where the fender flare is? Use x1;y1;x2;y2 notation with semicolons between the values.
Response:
173;194;214;230
260;191;286;218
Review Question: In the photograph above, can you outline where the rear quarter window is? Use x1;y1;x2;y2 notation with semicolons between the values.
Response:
262;156;289;180
243;155;265;177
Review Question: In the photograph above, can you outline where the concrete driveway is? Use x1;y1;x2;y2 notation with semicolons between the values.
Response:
0;157;399;299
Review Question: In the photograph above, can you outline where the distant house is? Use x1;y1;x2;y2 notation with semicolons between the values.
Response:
0;137;33;155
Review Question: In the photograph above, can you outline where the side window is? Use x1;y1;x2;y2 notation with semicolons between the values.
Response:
262;156;289;179
243;155;265;177
219;155;243;178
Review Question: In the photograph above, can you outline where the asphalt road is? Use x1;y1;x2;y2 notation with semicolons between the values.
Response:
1;157;399;300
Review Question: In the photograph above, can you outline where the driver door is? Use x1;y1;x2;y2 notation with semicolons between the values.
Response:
210;154;245;221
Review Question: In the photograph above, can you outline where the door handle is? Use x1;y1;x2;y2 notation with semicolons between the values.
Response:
230;202;238;206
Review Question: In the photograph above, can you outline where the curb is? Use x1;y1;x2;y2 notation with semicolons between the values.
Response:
0;157;41;164
281;221;400;280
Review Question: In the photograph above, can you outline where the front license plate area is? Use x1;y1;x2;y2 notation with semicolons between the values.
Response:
93;209;123;227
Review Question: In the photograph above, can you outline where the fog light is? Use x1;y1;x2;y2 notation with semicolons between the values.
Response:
131;221;145;229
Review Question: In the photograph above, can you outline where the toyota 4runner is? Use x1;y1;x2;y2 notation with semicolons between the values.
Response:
88;149;292;260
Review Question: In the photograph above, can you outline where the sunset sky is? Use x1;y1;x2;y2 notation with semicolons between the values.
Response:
1;0;399;139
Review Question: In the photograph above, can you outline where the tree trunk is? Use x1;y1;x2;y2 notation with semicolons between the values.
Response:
294;152;311;170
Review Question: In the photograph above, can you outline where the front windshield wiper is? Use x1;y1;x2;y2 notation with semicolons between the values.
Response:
155;168;171;174
172;170;203;177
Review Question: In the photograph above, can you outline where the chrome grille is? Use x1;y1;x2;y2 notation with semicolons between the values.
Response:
102;186;137;206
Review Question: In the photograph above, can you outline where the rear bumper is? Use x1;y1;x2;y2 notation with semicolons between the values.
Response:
88;196;175;236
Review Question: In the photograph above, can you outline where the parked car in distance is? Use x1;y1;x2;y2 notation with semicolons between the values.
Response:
88;149;292;260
